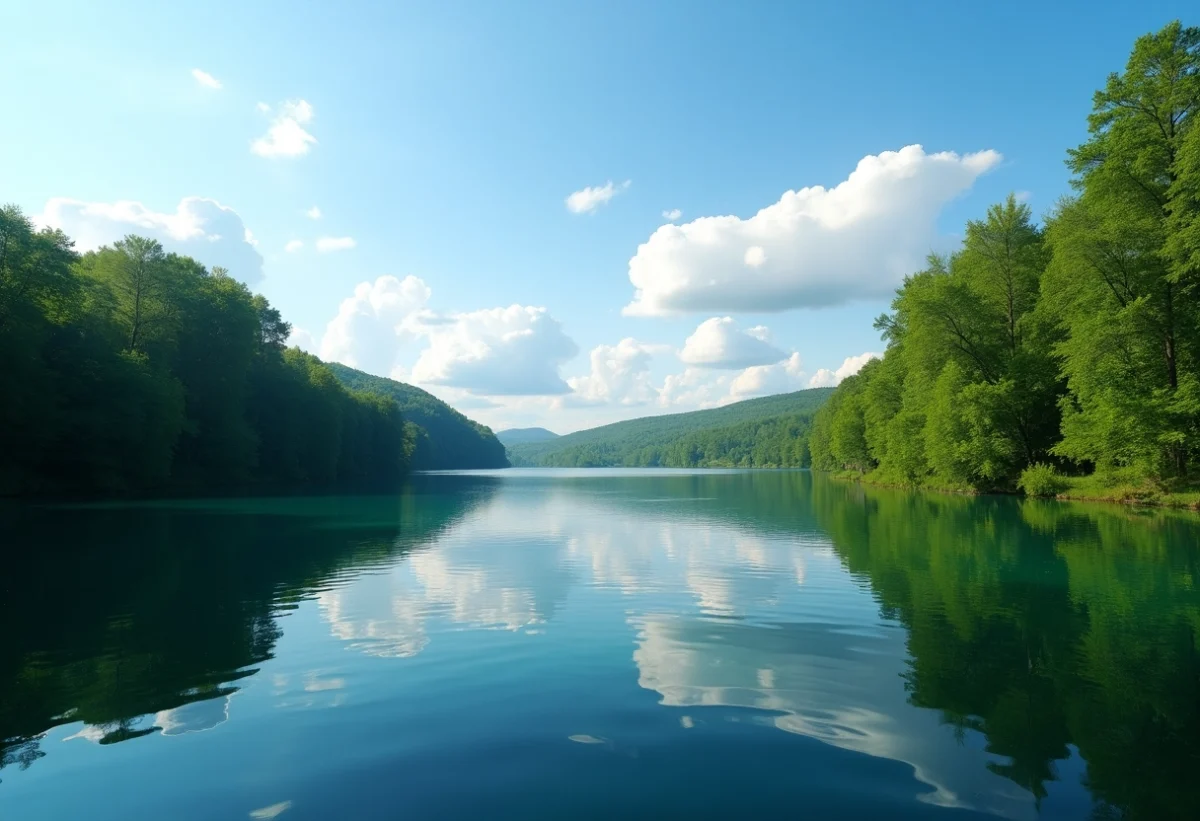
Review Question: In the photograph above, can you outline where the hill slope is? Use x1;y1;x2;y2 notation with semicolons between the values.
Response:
496;427;560;447
326;363;509;470
507;388;833;468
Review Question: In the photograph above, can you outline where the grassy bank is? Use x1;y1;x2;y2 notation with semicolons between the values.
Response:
1054;475;1200;510
821;469;1200;511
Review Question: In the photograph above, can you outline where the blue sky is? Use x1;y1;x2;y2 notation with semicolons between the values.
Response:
1;0;1187;432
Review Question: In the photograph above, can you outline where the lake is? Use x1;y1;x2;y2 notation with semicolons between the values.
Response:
1;469;1198;820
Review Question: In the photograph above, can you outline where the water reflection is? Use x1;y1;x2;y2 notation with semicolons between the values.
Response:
2;471;1198;821
0;479;497;775
633;615;1033;818
156;693;233;736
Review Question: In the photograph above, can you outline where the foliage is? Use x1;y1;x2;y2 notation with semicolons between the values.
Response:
1045;21;1200;478
1017;463;1068;498
507;388;832;467
325;362;509;469
495;427;560;447
811;195;1059;491
0;210;414;496
811;21;1200;499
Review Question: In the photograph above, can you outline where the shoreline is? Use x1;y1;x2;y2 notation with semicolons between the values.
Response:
818;470;1200;512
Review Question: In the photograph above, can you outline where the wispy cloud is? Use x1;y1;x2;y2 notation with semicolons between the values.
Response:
191;68;222;90
662;208;682;221
306;206;322;220
285;240;303;253
566;180;631;214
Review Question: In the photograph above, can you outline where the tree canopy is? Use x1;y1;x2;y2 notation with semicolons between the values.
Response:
811;21;1200;500
0;210;413;496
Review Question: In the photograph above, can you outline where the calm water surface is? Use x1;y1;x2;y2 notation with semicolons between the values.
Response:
2;469;1198;820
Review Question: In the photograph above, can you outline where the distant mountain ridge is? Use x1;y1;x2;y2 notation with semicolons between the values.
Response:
496;427;560;446
506;388;833;468
326;362;509;470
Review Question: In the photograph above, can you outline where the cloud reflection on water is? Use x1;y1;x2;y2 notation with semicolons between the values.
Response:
310;476;1045;819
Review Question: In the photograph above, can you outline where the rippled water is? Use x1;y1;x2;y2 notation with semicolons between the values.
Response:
2;469;1198;820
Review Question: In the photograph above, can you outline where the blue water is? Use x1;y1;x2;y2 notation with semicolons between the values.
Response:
1;469;1197;819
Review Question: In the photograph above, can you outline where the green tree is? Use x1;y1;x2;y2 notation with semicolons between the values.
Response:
84;235;177;355
0;210;417;497
1046;21;1200;478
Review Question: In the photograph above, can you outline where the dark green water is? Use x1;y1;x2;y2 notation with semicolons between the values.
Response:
1;469;1198;820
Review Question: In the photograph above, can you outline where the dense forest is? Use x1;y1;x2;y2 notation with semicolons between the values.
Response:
495;427;560;447
810;22;1200;506
326;363;508;470
507;388;831;467
0;211;413;496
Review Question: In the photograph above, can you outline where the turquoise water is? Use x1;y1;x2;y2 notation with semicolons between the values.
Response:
1;469;1198;819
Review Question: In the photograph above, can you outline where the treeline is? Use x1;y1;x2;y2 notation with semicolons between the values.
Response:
507;387;831;467
0;208;411;496
523;412;814;468
811;22;1200;500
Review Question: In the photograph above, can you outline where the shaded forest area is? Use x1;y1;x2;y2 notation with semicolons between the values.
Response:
810;22;1200;507
326;362;508;470
0;214;411;496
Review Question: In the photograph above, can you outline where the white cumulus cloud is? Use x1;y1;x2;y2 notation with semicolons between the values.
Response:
623;145;1001;316
37;196;264;285
679;317;788;369
565;339;661;407
566;180;631;214
252;99;317;158
319;276;432;376
284;239;303;253
808;352;880;388
729;353;806;400
306;206;322;219
659;368;736;410
659;353;808;409
191;68;221;90
413;306;578;396
663;208;682;221
316;236;355;252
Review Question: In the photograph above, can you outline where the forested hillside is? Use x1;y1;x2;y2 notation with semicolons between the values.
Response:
0;212;411;496
326;363;509;470
496;427;559;447
507;388;831;467
810;22;1200;506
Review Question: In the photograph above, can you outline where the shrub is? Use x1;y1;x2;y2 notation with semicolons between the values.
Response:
1018;463;1067;498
